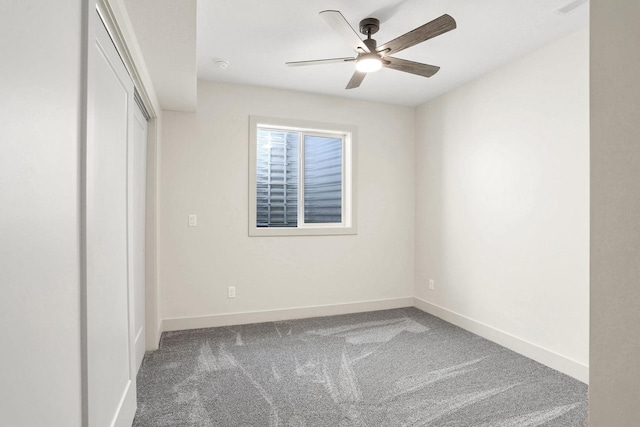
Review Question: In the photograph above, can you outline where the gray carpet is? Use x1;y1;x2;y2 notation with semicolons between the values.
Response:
133;308;587;426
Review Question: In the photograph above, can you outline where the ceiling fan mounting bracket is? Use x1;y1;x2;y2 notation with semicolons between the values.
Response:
359;18;380;36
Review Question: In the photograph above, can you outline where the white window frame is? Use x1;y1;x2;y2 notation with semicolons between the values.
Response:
249;116;357;237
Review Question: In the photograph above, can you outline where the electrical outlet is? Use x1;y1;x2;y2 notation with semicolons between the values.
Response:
228;286;236;299
428;279;435;291
188;214;197;227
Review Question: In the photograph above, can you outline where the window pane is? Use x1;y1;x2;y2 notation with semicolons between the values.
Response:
304;135;342;223
256;129;298;227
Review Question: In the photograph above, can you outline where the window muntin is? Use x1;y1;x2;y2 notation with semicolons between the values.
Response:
249;117;356;236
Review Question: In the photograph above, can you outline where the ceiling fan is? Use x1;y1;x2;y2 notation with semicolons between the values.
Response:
286;10;457;89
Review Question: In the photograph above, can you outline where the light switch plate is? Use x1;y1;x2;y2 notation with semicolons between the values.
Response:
188;214;197;227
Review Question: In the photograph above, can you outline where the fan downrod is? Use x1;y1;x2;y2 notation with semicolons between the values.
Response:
359;18;380;36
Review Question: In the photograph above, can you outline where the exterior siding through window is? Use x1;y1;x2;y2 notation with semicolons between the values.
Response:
256;129;343;227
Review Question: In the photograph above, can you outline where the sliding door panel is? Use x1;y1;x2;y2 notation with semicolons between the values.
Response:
86;13;137;427
131;104;148;372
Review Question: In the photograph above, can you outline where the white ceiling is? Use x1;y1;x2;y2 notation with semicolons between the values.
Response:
197;0;589;107
123;0;588;110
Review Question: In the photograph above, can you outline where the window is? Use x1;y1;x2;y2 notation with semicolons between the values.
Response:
249;116;357;236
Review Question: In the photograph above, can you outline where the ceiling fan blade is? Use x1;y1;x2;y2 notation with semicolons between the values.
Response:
320;10;370;53
286;57;356;67
384;57;440;77
377;14;456;56
346;70;366;89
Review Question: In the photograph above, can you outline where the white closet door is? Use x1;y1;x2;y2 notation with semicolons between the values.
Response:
86;14;137;427
131;103;147;372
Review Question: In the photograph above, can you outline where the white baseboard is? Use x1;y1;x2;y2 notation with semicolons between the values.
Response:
161;297;414;333
413;297;589;384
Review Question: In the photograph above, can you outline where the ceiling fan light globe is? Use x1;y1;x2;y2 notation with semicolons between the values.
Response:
356;56;382;73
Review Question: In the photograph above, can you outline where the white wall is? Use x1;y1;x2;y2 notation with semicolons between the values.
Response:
414;30;589;380
590;1;640;424
159;81;415;327
0;3;83;426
